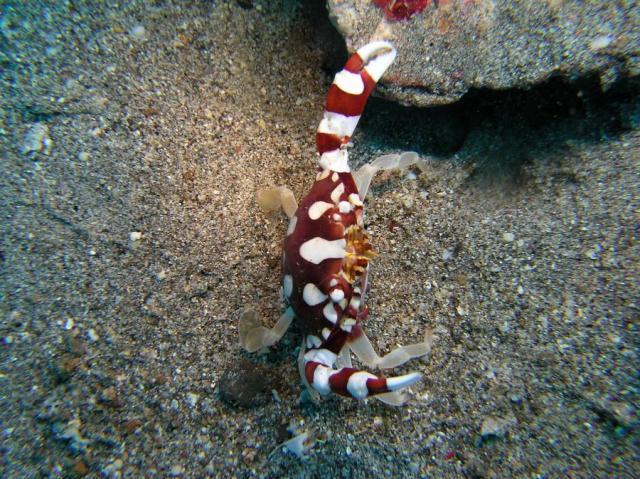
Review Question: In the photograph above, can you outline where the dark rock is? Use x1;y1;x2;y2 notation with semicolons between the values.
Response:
50;354;82;384
219;359;272;408
327;1;640;106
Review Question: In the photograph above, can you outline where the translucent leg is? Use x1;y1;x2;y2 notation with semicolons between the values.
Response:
353;151;421;198
375;390;412;406
349;325;433;369
335;344;353;369
238;307;294;353
256;186;298;219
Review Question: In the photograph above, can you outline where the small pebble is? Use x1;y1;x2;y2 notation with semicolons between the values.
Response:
169;465;184;476
130;25;146;40
87;329;99;342
129;231;143;242
102;459;123;477
502;232;515;242
99;387;122;408
123;418;142;434
480;414;516;440
72;460;89;476
589;34;613;51
21;123;52;156
442;248;454;261
585;243;601;259
186;392;199;408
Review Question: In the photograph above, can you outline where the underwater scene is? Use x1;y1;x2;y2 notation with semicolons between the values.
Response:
0;1;638;477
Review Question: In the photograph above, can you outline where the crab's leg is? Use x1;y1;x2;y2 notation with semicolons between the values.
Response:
316;41;397;172
301;326;422;401
239;307;294;353
256;186;298;219
304;354;422;400
353;151;422;199
348;324;433;369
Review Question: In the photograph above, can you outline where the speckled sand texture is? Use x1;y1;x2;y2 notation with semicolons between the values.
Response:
0;1;638;478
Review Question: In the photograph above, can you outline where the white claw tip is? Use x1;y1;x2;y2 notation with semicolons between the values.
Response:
356;41;397;82
386;372;422;391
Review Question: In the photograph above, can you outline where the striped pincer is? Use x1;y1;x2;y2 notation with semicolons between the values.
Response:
241;41;432;405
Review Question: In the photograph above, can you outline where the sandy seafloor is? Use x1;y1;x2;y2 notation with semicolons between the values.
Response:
1;1;638;477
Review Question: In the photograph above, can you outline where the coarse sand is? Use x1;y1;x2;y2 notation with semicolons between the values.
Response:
0;1;638;477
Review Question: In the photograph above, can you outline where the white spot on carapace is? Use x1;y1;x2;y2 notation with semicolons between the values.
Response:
331;183;345;204
343;318;356;327
350;297;361;310
308;201;334;220
303;283;328;306
338;201;352;213
319;149;349;173
333;69;365;95
286;215;298;236
341;317;356;332
299;237;346;264
330;288;345;303
316;169;331;181
339;298;348;310
283;275;293;298
348;193;363;206
346;371;377;399
323;302;338;323
305;348;337;368
306;335;322;349
318;111;361;140
332;213;341;222
322;327;331;339
331;172;339;182
329;278;338;287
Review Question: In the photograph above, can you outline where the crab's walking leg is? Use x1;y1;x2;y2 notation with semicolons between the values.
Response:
239;308;294;353
240;187;298;353
354;151;422;199
256;186;298;219
349;324;433;369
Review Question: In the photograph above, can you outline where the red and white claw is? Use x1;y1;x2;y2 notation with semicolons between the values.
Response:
303;348;422;403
